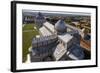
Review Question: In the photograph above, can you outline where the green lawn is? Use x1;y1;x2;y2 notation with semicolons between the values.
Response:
22;23;39;63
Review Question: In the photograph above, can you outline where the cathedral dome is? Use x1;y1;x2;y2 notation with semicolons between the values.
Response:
55;19;66;34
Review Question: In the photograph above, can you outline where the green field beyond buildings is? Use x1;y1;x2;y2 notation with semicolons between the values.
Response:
22;23;39;62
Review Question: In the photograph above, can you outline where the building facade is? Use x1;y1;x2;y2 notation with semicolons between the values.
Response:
30;12;85;62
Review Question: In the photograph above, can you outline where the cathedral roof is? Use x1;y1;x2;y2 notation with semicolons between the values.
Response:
55;19;66;33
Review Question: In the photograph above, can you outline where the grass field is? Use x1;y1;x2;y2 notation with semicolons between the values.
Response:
22;23;39;62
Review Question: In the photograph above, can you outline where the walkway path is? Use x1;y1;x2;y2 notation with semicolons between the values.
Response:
23;30;34;32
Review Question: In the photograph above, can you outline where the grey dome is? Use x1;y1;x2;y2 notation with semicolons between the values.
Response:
35;12;45;28
55;19;66;33
36;12;45;19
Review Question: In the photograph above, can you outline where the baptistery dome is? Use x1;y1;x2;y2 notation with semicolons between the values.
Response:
35;12;45;28
36;12;44;19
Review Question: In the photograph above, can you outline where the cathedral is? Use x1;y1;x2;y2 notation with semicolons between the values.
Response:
30;12;85;62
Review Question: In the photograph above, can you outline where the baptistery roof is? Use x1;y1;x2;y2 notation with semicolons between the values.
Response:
36;12;45;19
